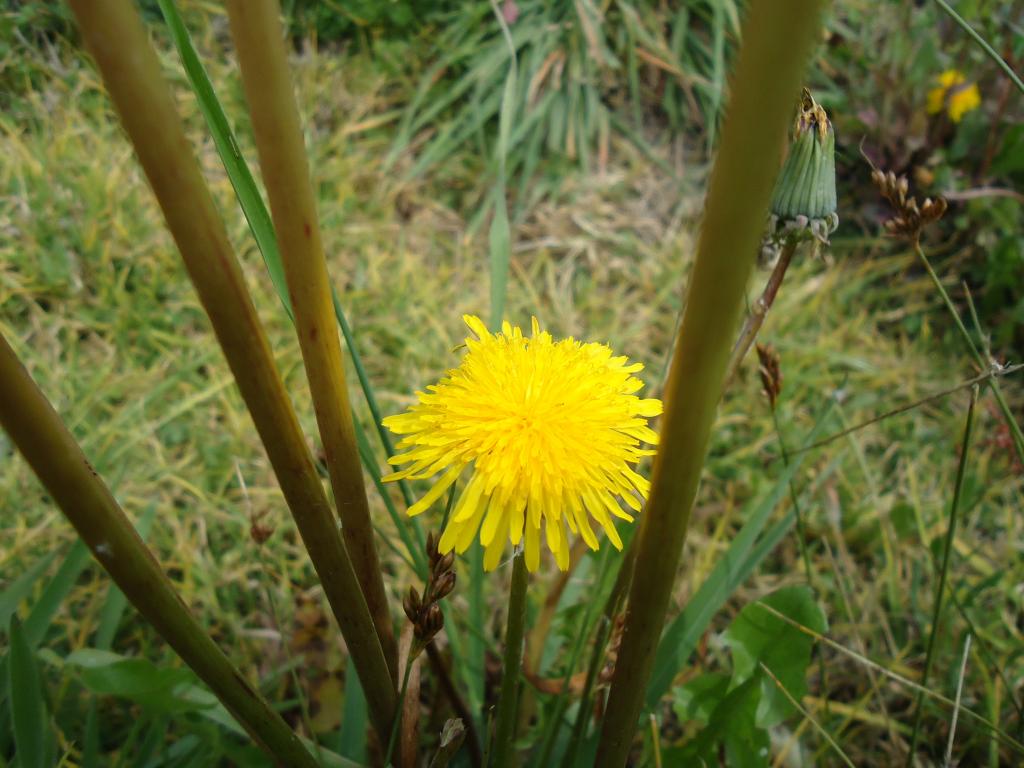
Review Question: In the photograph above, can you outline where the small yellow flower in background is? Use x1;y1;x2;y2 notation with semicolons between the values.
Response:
383;315;662;572
927;69;981;123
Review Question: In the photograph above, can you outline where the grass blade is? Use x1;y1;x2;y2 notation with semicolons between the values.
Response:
7;617;53;768
156;0;291;319
338;657;369;763
0;551;57;635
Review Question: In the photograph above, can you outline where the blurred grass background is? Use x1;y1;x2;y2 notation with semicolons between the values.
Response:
1;0;1022;764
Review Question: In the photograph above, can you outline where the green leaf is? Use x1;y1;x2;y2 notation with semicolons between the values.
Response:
672;672;730;725
672;676;768;768
65;649;216;715
0;541;91;728
724;586;827;727
337;657;368;763
8;617;54;768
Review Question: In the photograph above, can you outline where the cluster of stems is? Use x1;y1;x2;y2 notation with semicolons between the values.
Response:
0;0;401;764
0;0;838;766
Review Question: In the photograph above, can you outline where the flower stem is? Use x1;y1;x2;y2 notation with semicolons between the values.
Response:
386;653;416;766
493;550;529;768
426;642;484;768
66;0;396;740
224;0;397;680
905;386;978;766
595;1;827;764
0;335;317;768
723;236;800;390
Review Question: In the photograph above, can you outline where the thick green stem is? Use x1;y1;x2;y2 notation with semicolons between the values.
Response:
595;2;827;764
224;0;397;680
0;335;317;767
493;551;529;768
66;0;396;740
905;386;978;766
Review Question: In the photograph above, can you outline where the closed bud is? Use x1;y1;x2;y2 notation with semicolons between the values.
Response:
425;603;444;635
768;89;838;243
404;586;422;622
435;571;457;600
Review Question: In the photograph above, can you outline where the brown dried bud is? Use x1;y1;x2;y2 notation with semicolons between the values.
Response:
415;603;444;643
403;586;422;623
871;164;947;240
756;343;782;410
426;531;439;564
434;571;457;601
438;551;455;575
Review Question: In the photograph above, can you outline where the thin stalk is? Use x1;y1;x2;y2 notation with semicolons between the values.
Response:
534;547;614;766
944;634;972;767
930;0;1024;95
386;655;415;766
905;386;979;766
723;236;799;389
794;363;1022;454
595;2;827;763
493;551;529;768
332;293;418;511
0;335;317;768
914;240;1024;464
562;539;638;768
67;0;396;740
224;0;397;679
426;642;483;768
354;417;428;576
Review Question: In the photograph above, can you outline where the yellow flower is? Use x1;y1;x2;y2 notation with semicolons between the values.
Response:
927;69;981;123
383;315;662;572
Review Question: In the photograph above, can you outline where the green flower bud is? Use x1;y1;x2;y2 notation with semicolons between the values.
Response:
768;89;838;244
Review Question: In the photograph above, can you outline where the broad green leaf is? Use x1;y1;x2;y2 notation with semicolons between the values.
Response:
672;672;730;725
65;649;214;714
8;617;54;768
724;586;827;727
671;676;768;768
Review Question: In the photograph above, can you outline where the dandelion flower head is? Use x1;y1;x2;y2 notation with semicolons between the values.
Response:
926;69;980;123
383;315;662;572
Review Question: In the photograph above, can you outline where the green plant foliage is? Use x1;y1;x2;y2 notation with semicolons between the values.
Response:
65;649;218;715
670;676;768;767
724;586;828;727
7;617;55;768
667;587;826;765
